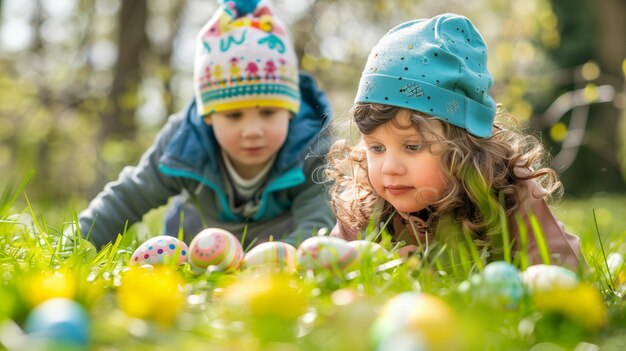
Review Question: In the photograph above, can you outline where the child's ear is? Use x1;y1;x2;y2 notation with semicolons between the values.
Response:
204;115;212;125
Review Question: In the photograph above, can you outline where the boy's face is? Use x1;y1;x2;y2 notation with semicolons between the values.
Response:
362;110;447;213
206;107;290;179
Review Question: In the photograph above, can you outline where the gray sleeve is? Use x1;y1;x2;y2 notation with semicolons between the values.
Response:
283;154;335;246
78;116;186;250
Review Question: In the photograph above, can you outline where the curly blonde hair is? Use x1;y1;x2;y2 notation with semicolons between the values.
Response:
326;103;562;253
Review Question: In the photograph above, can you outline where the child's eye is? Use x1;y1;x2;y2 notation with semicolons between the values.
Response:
259;109;277;117
224;112;242;119
369;145;385;153
406;144;423;152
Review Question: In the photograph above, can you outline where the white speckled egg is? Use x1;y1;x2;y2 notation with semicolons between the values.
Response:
189;228;244;274
347;240;389;256
296;236;359;272
347;240;390;265
130;235;189;266
243;241;297;272
521;264;579;294
606;252;624;276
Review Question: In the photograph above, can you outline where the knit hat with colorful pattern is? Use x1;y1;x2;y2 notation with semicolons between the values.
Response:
355;13;496;138
194;0;300;116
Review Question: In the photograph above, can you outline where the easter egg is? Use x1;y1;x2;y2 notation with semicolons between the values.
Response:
296;236;359;272
521;264;579;294
220;273;308;342
347;240;389;256
607;252;626;291
25;297;90;347
607;252;624;275
371;292;458;350
479;261;526;309
347;240;389;265
243;241;297;272
24;270;76;307
130;235;189;266
117;266;185;326
189;228;244;274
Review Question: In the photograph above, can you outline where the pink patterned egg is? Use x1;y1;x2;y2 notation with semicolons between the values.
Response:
189;228;244;274
130;235;189;266
243;241;297;272
296;236;359;273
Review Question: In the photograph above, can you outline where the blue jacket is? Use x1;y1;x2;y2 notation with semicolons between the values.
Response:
79;72;335;249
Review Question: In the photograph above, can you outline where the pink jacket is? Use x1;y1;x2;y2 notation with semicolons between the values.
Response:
330;181;582;270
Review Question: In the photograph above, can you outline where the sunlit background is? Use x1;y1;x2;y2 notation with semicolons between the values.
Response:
0;0;624;214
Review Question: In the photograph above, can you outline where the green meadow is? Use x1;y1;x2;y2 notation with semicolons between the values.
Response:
1;174;626;351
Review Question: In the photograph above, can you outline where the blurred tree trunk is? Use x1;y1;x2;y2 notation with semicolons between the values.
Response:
90;0;148;197
542;0;626;195
161;1;186;116
99;0;148;141
580;0;626;193
596;0;626;183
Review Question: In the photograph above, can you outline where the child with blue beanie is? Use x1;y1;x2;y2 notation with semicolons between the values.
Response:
77;0;335;250
327;13;582;269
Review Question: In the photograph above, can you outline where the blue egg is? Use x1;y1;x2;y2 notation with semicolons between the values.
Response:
480;261;526;309
25;298;90;346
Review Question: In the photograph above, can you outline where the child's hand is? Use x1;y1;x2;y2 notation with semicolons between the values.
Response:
398;245;419;258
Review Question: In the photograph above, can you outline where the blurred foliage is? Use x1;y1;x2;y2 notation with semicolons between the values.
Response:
0;0;624;212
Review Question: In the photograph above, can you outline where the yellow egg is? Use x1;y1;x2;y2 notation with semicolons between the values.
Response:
221;273;307;321
533;282;608;331
24;270;76;307
371;292;459;351
116;266;185;326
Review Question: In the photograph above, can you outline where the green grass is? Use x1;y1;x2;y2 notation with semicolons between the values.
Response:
1;178;626;350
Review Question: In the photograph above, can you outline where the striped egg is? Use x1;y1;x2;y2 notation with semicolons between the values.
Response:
296;236;359;273
130;235;188;266
243;241;297;272
189;228;244;274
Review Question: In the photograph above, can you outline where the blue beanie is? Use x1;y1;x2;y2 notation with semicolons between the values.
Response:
355;13;496;138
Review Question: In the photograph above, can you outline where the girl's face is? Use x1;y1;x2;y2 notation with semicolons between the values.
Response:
363;110;448;213
206;107;290;179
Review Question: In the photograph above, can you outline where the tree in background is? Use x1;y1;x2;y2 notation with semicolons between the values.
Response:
0;0;623;210
529;0;626;196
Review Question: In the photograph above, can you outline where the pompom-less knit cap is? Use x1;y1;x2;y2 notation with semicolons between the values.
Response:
194;0;300;116
355;13;496;138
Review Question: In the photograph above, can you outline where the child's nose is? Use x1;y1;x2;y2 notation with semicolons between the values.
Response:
241;119;264;138
381;154;405;175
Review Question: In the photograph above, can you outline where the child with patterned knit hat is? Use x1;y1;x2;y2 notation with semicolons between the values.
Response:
77;0;335;250
326;13;583;269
